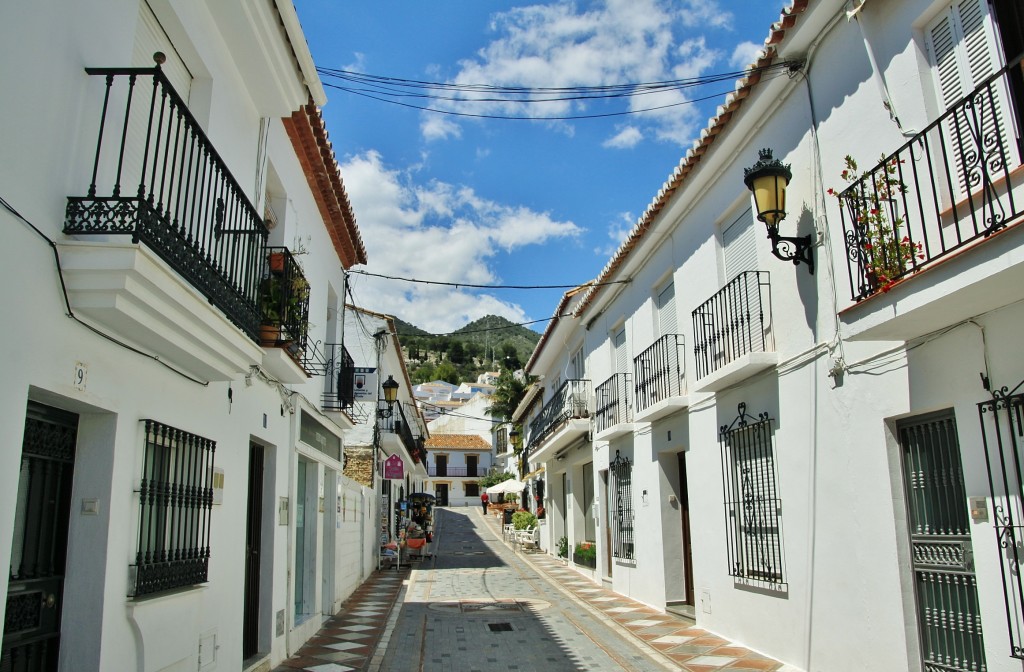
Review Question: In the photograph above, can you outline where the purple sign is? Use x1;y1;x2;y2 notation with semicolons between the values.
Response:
384;454;404;480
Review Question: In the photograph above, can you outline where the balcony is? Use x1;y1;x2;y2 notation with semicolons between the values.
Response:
257;247;311;382
427;466;480;478
380;402;425;468
526;379;592;462
633;334;688;422
594;373;635;441
692;271;776;393
61;66;267;381
838;54;1024;342
320;343;355;413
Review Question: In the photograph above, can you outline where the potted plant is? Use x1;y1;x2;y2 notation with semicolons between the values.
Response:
829;155;924;294
572;541;597;569
259;272;310;345
557;536;568;563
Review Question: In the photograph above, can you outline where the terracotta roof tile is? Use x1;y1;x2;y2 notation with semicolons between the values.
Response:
572;0;810;317
425;434;490;450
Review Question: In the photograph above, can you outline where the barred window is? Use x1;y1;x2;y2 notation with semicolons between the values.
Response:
719;403;786;585
610;451;635;560
465;483;480;497
131;420;216;597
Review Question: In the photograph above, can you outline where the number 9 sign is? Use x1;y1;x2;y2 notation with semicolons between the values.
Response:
74;362;88;391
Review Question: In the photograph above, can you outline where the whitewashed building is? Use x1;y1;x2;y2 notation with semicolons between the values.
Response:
0;2;373;671
523;0;1024;670
342;306;429;547
425;393;497;507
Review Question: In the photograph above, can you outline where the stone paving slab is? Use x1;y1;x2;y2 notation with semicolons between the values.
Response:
273;507;791;672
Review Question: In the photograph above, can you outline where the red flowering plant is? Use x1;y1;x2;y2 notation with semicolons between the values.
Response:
828;155;924;293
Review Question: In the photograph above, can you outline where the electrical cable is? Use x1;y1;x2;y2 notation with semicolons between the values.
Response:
1;194;210;387
348;268;620;290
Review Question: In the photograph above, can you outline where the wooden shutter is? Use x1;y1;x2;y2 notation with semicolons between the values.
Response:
926;0;1019;198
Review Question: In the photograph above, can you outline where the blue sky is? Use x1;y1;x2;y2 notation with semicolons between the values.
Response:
295;0;785;334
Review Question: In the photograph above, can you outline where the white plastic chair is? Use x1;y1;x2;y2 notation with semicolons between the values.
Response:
514;525;538;551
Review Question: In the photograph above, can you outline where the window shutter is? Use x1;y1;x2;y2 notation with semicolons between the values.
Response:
926;0;1018;197
722;206;757;281
656;282;678;336
613;329;627;375
133;1;193;101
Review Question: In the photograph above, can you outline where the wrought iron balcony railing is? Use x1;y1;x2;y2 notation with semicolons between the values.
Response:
526;379;591;454
65;66;268;340
320;343;355;412
594;373;632;434
427;466;480;478
383;402;422;461
691;271;773;381
633;334;686;412
258;247;310;359
838;53;1024;301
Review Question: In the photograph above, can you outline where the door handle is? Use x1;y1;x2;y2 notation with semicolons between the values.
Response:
43;593;56;609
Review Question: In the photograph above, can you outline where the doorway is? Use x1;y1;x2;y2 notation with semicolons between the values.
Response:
435;483;449;507
677;452;694;606
436;455;448;477
601;470;612;579
897;412;985;670
243;443;264;661
3;403;78;672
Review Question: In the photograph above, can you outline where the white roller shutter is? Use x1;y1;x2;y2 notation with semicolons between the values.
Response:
613;328;627;374
133;1;192;101
722;206;757;280
656;281;677;336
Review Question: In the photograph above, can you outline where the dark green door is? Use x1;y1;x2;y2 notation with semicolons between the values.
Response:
898;412;985;672
2;403;78;672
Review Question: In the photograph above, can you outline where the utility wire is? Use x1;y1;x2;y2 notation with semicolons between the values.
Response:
316;62;794;120
1;194;209;387
348;268;620;290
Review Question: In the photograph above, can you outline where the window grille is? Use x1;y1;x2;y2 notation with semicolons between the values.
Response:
979;387;1024;658
132;420;216;597
719;403;786;585
610;451;635;560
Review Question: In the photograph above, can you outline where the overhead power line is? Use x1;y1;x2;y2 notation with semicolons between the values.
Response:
348;268;624;290
316;62;795;121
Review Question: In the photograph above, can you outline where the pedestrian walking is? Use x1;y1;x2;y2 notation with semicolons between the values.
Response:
480;491;489;515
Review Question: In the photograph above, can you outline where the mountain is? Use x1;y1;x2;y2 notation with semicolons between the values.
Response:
393;314;541;385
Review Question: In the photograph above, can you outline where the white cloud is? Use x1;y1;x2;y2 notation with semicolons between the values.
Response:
603;126;643;149
730;40;763;70
596;211;636;257
417;0;736;148
421;115;462;142
339;150;582;333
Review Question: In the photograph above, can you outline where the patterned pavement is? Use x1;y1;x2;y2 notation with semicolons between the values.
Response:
271;567;409;672
520;551;785;672
272;509;788;672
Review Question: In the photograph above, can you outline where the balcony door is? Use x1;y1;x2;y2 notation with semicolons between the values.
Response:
466;455;478;478
436;455;448;477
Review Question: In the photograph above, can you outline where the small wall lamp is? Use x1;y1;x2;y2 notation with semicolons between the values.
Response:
378;375;399;418
743;148;814;274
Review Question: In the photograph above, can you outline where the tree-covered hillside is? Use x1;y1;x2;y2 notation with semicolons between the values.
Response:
393;315;540;385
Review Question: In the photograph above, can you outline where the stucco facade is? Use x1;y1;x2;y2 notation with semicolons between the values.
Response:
521;1;1024;670
0;2;374;670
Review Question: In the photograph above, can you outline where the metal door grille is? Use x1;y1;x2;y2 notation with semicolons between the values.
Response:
979;390;1024;659
609;451;634;560
719;403;785;585
3;404;78;672
899;412;985;672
